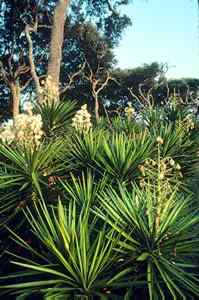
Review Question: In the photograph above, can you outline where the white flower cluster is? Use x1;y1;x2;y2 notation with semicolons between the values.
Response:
41;76;59;103
72;104;92;133
0;102;43;150
0;120;15;144
124;102;135;120
177;115;195;133
138;157;183;191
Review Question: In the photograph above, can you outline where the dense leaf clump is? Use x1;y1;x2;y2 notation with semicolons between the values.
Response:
0;101;199;299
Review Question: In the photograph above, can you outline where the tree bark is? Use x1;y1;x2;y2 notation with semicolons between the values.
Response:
94;94;100;122
10;81;21;119
25;24;42;104
47;0;70;100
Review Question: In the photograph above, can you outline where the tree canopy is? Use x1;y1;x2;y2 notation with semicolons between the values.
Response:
0;0;132;119
0;0;198;121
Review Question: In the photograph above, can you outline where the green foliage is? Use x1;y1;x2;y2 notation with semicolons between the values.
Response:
0;200;123;299
67;129;106;174
35;100;77;138
60;170;108;211
96;131;153;184
142;102;195;128
95;184;199;299
150;124;199;177
141;103;199;178
1;103;199;299
110;117;143;134
0;0;132;119
1;181;199;299
0;140;65;226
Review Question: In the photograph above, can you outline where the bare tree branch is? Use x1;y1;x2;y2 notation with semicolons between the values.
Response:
25;22;42;103
14;64;30;78
128;87;144;107
21;77;33;91
138;83;151;105
95;72;112;95
106;0;119;16
60;62;86;94
83;60;114;121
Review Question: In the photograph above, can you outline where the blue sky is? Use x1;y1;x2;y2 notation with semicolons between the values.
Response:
115;0;199;79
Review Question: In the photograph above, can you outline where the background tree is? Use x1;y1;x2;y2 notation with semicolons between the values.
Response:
101;62;162;113
0;0;34;119
47;0;70;98
0;0;132;119
0;0;56;119
61;22;116;119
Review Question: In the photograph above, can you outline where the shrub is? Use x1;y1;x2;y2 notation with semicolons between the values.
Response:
1;101;199;299
95;183;199;299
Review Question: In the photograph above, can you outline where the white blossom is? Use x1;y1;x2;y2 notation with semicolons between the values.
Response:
124;102;135;119
72;104;92;133
0;109;43;150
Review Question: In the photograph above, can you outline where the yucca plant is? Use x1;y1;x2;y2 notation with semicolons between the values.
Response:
0;199;129;300
141;101;196;129
0;139;66;225
94;116;110;131
95;182;199;299
0;138;71;288
66;129;106;176
35;100;77;138
164;103;193;125
96;131;153;185
60;170;108;212
110;116;143;135
141;105;166;129
150;123;199;178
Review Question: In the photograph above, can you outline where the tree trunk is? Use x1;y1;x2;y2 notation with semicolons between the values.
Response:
47;0;70;100
94;94;100;122
10;82;21;119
